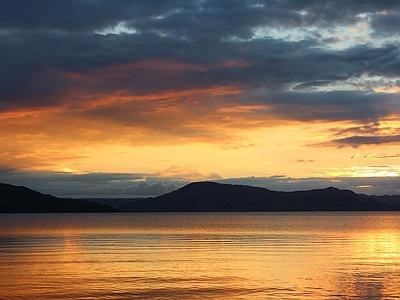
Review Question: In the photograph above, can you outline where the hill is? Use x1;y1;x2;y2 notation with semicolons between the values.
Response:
124;182;399;212
0;183;117;213
83;198;146;211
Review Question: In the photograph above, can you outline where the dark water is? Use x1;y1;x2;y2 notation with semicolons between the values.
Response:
1;212;400;299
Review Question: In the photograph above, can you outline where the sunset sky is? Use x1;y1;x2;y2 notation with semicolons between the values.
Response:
1;0;400;197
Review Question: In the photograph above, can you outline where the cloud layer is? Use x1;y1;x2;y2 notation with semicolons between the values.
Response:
1;1;400;195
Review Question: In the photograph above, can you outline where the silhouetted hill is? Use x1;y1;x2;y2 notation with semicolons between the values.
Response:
84;198;146;211
367;194;400;207
0;183;117;213
124;182;398;212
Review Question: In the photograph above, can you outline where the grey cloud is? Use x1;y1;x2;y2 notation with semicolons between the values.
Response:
331;122;384;136
3;30;397;106
124;181;179;196
121;1;347;42
218;175;400;195
371;12;400;34
292;81;332;91
2;1;400;130
0;1;195;32
2;0;399;33
126;1;260;41
0;168;183;197
331;135;400;148
137;181;179;195
313;122;400;148
250;90;397;123
279;0;400;24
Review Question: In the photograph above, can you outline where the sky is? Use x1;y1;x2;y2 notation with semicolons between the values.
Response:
1;0;400;197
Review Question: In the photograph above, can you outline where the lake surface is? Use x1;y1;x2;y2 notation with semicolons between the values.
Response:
1;212;400;299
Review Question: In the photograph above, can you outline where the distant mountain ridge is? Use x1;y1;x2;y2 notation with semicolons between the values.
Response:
0;183;116;213
124;181;399;212
2;182;399;213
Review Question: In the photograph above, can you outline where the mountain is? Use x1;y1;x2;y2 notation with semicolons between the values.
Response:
367;194;400;207
83;198;147;211
2;182;398;213
0;183;117;213
123;182;398;212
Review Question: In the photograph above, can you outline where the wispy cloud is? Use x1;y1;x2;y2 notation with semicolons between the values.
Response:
363;153;400;159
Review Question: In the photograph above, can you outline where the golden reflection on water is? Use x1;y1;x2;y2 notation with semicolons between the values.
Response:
1;212;400;299
335;232;400;299
304;214;398;300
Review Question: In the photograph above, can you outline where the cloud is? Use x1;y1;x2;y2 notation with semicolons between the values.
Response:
363;153;400;159
151;165;222;181
2;2;400;135
218;175;400;196
296;159;314;163
2;0;400;192
2;3;400;89
330;135;400;148
370;11;400;34
2;0;398;35
125;181;180;196
0;168;179;197
1;168;399;197
330;122;383;136
0;165;223;197
311;121;400;148
3;32;398;110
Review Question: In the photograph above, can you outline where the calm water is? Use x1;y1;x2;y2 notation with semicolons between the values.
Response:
1;212;400;299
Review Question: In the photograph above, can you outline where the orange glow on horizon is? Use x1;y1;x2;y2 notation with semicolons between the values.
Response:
1;78;400;182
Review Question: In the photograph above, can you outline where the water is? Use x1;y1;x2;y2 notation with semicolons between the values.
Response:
1;212;400;299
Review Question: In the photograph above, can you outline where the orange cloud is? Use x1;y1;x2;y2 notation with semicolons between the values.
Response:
216;104;269;113
54;77;236;107
0;83;256;171
373;86;400;94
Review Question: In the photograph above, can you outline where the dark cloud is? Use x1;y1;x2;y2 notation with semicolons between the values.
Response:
2;28;399;125
218;175;400;195
331;122;385;136
0;168;182;197
2;1;400;170
292;81;332;91
370;11;400;34
121;0;400;37
275;0;400;27
0;1;196;32
316;122;400;148
363;153;400;159
2;0;399;33
0;166;223;197
251;90;397;123
331;135;400;148
0;1;397;44
2;0;400;121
